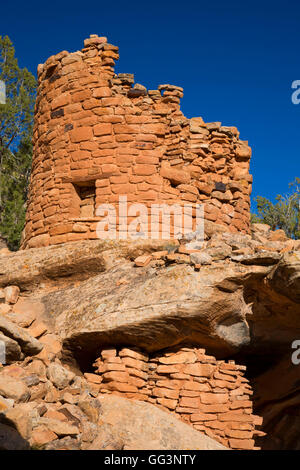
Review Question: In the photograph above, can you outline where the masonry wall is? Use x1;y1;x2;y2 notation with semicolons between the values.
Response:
90;346;263;450
22;34;252;249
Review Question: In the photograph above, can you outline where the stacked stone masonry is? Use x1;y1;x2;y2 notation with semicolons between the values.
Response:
22;34;252;248
92;346;263;450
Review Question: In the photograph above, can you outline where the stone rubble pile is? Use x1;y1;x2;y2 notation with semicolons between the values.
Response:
133;223;300;268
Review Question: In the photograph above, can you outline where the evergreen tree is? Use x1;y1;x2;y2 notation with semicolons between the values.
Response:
0;35;36;250
252;178;300;239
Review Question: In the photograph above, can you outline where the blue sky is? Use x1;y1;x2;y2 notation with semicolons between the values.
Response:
1;0;299;210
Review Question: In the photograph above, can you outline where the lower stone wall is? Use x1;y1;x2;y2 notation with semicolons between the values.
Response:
92;346;264;449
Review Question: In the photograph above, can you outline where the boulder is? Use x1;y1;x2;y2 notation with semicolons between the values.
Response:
0;395;14;412
78;397;102;424
36;417;79;437
206;242;232;260
0;236;299;450
55;261;263;364
251;223;271;234
0;375;30;402
2;403;39;439
190;252;212;265
46;363;75;390
0;239;179;292
0;316;43;356
0;332;23;363
88;395;226;450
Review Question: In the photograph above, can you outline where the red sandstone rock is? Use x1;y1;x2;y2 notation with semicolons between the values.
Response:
184;363;214;377
84;373;102;384
4;286;20;304
134;255;152;267
30;427;58;447
70;127;93;143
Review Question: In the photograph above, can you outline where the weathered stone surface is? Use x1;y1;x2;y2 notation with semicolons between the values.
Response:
0;395;14;411
55;261;262;361
4;286;20;304
0;239;178;292
30;427;57;447
207;242;232;260
251;223;270;236
46;363;75;390
0;332;23;363
78;397;102;424
0;316;43;356
0;375;30;402
2;403;38;439
253;354;300;450
0;223;298;450
4;307;36;329
88;395;226;450
231;252;281;265
190;252;212;265
37;418;79;437
268;252;300;303
20;237;294;373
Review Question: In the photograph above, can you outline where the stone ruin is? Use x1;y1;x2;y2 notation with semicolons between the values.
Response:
22;34;252;249
14;34;265;451
91;346;263;450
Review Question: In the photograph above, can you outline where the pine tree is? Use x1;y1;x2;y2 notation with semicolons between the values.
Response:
0;36;36;250
251;178;300;239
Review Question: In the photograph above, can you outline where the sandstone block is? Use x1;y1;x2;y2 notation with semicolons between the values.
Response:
38;417;79;436
70;127;93;143
179;396;200;408
200;393;228;404
156;397;177;410
134;255;152;267
228;438;254;449
46;364;75;390
102;371;130;383
30;427;58;447
0;376;30;402
0;316;43;356
183;363;214;377
190;413;216;422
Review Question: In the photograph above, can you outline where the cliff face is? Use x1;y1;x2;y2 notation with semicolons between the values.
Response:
0;222;299;449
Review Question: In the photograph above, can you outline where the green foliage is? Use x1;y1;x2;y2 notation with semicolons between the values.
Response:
252;178;300;239
0;36;36;250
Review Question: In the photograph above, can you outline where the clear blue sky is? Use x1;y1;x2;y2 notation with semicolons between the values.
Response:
1;0;299;210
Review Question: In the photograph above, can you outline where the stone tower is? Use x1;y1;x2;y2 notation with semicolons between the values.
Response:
22;34;252;249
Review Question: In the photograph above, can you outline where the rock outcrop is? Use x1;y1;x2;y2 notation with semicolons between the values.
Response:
90;394;226;450
0;222;299;449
